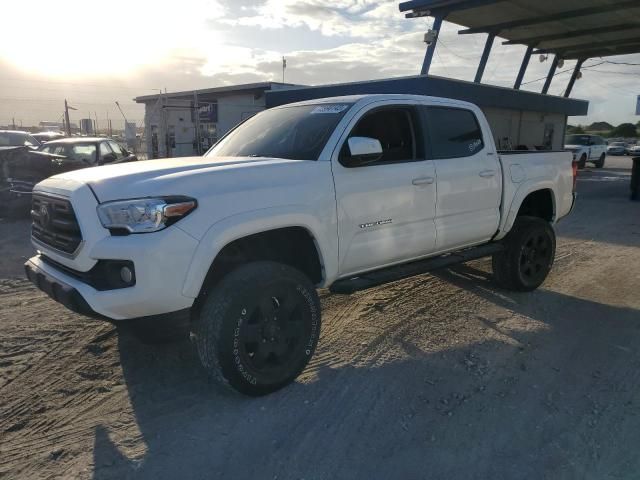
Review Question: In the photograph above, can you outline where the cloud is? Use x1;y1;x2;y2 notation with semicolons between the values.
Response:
221;0;406;38
0;0;638;128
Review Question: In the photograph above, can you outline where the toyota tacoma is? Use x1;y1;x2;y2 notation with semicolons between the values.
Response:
25;94;577;396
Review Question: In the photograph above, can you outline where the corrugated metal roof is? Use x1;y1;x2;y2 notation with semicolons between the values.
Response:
399;0;640;59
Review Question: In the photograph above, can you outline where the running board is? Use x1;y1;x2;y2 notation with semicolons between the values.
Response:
329;243;504;294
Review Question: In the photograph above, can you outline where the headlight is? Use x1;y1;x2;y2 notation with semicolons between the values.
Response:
97;196;197;233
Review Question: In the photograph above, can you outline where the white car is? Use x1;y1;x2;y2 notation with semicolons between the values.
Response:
626;144;640;156
25;94;576;396
607;141;627;156
564;134;607;168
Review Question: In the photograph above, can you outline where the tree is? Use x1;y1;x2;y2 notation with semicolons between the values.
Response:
567;124;585;134
610;123;638;138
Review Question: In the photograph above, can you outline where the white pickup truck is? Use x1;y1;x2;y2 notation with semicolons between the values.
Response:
25;94;576;396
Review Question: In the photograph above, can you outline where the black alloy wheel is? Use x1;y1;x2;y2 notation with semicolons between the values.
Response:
192;261;321;396
518;229;553;286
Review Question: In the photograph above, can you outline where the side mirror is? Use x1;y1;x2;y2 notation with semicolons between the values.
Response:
342;136;383;167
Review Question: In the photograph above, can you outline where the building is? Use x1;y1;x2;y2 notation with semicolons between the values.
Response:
134;82;300;159
79;118;94;135
266;74;588;151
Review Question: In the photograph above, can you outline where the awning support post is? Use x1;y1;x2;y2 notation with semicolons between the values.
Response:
514;45;533;89
564;58;585;97
542;55;560;94
421;15;443;76
474;33;496;83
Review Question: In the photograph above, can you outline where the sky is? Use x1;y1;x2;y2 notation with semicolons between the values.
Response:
1;0;639;130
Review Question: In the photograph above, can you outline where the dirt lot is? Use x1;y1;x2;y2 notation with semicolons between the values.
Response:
1;156;639;479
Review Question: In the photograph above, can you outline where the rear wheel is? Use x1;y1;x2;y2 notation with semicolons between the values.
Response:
492;216;556;292
577;154;587;169
595;153;605;168
192;261;321;396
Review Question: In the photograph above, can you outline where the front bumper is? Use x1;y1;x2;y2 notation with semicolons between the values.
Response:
26;224;200;320
25;260;101;318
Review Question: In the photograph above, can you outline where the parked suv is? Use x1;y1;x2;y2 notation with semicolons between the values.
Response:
564;134;606;168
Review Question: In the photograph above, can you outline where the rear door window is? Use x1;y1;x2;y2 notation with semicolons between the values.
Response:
425;107;484;159
70;144;97;164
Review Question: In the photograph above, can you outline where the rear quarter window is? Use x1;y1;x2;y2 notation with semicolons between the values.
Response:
425;107;484;159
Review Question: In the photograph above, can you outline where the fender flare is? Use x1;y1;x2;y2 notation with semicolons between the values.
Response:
180;205;336;298
496;180;557;240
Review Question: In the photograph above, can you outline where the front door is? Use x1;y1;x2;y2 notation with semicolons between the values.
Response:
424;106;502;251
332;104;437;276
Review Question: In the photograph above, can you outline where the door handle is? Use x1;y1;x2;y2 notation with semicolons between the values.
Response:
412;176;435;186
479;170;496;178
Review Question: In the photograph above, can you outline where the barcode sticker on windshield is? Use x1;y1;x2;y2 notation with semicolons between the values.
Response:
310;105;349;114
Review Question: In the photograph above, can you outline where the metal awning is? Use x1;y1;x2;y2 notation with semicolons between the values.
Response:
398;0;640;96
399;0;640;59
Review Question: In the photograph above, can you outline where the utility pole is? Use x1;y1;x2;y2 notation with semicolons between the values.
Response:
64;99;71;136
282;57;287;83
94;112;99;135
193;90;201;155
11;117;15;129
107;111;113;137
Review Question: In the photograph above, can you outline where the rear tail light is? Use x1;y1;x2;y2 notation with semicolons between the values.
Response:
571;160;578;192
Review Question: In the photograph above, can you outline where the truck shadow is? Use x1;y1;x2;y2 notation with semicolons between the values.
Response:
93;268;640;480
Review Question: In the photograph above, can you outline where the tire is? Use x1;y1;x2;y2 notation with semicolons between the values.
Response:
577;154;587;169
192;261;321;396
595;153;605;168
492;216;556;292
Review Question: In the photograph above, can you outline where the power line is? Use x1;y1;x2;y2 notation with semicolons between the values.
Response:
437;38;476;61
521;61;606;85
0;76;161;92
601;59;640;66
585;68;640;76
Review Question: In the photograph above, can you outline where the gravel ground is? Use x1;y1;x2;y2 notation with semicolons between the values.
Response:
0;156;639;480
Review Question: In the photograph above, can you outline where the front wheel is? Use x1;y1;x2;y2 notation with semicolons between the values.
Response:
192;261;321;396
492;216;556;292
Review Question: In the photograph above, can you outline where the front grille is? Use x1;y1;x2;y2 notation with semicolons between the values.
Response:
31;194;83;255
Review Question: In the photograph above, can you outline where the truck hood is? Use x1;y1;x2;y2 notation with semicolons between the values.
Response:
564;144;586;151
42;156;306;202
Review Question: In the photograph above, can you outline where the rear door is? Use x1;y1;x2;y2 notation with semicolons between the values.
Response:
332;102;437;276
424;105;502;251
591;136;606;160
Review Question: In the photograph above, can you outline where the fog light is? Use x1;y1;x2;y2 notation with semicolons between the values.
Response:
120;266;133;284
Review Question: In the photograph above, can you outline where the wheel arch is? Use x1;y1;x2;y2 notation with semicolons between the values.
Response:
181;207;336;300
497;183;558;240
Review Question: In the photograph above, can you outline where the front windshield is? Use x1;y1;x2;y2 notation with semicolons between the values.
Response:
206;103;352;160
611;142;625;147
565;135;590;146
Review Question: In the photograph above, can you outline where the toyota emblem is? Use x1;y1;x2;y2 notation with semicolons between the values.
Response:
39;204;51;228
